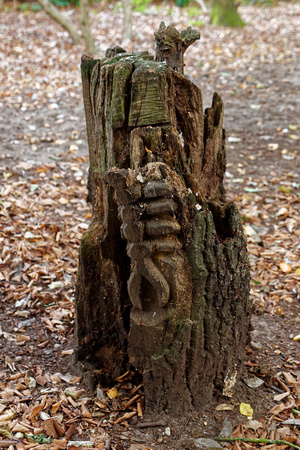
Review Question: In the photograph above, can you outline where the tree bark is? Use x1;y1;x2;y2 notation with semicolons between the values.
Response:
79;0;96;55
211;0;245;27
74;24;251;416
121;0;132;43
37;0;81;45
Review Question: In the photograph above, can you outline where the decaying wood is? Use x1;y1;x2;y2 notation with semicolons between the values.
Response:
74;23;251;416
155;22;200;74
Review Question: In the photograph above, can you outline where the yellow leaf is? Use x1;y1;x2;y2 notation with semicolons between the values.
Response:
295;268;300;275
239;403;253;418
288;134;300;140
106;387;118;399
293;334;300;342
279;263;292;273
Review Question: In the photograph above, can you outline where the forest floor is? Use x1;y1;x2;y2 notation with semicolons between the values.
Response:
0;2;299;449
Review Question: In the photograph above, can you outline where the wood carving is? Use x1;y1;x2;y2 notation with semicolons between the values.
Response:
74;23;251;416
107;162;192;313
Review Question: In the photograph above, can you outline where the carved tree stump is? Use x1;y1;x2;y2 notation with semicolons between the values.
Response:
74;23;251;416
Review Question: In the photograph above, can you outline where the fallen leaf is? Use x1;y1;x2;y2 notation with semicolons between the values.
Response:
106;388;118;399
215;404;235;411
0;426;12;438
243;419;263;431
0;410;15;422
288;134;300;140
281;419;300;425
274;391;290;401
239;403;253;418
244;377;264;388
48;281;63;289
43;419;58;439
268;143;279;151
67;442;94;448
228;136;241;143
81;402;92;419
279;263;292;273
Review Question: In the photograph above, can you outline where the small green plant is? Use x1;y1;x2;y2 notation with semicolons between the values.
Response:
18;2;42;11
175;0;188;6
188;19;205;26
51;0;70;6
185;5;202;16
131;0;152;12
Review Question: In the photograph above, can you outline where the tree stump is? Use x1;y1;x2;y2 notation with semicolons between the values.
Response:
74;23;251;416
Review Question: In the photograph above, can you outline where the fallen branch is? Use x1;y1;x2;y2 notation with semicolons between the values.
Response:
135;420;166;428
215;436;300;449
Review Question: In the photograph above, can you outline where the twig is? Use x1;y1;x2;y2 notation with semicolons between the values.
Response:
135;420;166;428
215;436;300;449
265;382;284;394
292;408;300;415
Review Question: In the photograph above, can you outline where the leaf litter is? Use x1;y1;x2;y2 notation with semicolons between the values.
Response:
0;1;300;449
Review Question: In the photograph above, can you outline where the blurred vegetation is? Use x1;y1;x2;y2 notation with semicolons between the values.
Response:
131;0;151;12
1;0;295;13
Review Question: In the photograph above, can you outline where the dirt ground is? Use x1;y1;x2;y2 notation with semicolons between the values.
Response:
0;2;299;449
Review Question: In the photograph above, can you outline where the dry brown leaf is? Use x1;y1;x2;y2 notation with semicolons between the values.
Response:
51;438;67;449
51;401;63;415
28;405;43;423
81;402;92;419
52;420;65;438
64;424;77;440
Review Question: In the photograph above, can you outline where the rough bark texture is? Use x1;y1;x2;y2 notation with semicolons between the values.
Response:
155;22;200;74
74;24;251;416
121;0;132;43
79;0;96;55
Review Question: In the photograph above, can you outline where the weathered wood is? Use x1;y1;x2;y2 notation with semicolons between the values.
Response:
74;23;251;416
155;22;200;74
